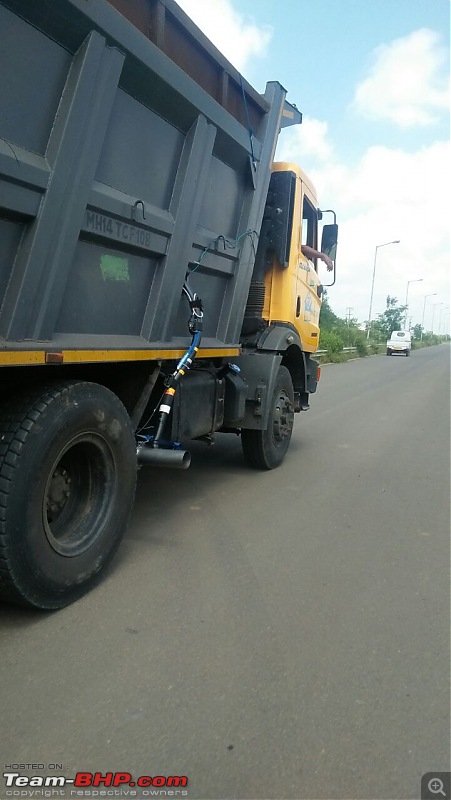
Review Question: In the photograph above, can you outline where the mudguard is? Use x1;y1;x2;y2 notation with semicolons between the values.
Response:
231;352;282;430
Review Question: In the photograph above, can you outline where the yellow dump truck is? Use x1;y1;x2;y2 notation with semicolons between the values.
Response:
0;0;338;608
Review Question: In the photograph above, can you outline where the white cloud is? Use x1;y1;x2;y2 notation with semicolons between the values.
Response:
276;121;450;328
353;29;449;127
170;4;450;332
176;0;272;72
277;117;334;164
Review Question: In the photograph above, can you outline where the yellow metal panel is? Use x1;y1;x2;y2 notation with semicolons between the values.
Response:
0;347;241;367
0;351;46;365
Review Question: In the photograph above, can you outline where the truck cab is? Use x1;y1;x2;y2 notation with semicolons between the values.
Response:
262;164;323;352
243;162;337;352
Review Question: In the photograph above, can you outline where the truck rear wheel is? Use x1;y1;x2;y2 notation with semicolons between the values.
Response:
241;366;294;470
0;381;136;609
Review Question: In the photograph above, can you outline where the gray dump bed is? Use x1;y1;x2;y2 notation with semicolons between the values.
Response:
0;0;300;355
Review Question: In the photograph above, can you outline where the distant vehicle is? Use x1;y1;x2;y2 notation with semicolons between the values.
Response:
386;331;412;356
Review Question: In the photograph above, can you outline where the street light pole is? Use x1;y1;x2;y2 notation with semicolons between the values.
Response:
367;240;400;340
346;307;353;347
439;306;449;335
421;293;437;340
432;302;443;334
404;278;423;328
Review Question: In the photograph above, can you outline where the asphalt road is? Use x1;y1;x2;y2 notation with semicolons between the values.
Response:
1;345;450;800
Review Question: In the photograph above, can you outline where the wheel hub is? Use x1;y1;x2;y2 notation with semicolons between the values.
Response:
47;465;71;520
273;391;293;442
43;433;115;557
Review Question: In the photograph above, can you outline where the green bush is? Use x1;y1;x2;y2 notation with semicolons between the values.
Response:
319;330;344;355
355;339;368;357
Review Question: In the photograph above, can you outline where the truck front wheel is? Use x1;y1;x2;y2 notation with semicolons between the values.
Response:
241;366;294;470
0;381;136;609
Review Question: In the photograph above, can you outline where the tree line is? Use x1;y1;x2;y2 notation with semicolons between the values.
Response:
319;294;447;360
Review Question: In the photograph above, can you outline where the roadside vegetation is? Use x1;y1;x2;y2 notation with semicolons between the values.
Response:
318;293;449;363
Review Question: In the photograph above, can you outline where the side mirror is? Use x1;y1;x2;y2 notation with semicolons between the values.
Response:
320;220;338;287
321;223;338;261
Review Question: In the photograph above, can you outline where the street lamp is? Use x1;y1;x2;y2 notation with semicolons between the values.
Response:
367;240;400;339
439;306;449;335
420;293;437;340
432;302;443;334
404;278;423;328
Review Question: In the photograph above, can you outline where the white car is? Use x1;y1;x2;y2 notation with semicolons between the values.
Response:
386;330;411;356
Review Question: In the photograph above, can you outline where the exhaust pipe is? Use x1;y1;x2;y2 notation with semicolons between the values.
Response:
137;446;191;470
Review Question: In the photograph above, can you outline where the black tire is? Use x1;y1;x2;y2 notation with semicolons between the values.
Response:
241;366;294;470
406;350;410;357
0;381;137;609
386;349;391;356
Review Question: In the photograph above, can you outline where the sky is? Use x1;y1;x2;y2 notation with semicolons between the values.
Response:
176;0;450;333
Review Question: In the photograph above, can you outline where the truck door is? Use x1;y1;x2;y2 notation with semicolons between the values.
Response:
295;190;322;351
